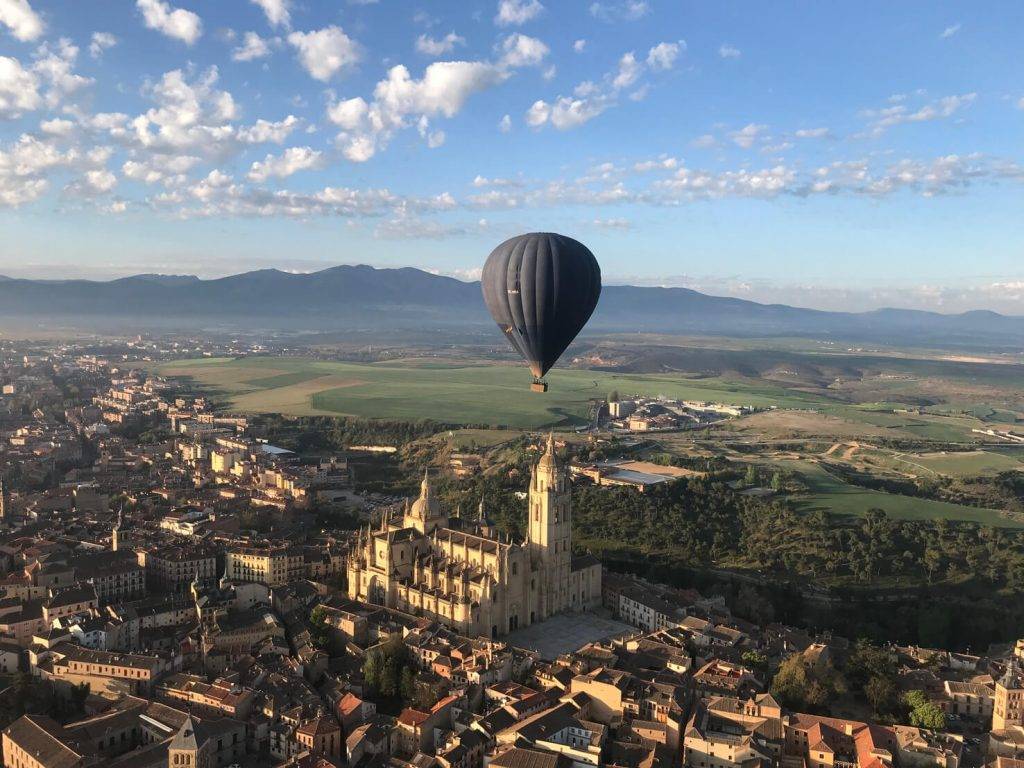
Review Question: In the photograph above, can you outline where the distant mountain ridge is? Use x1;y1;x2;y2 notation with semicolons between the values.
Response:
0;264;1021;348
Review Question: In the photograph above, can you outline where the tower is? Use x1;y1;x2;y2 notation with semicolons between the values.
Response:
478;498;495;538
994;661;1024;731
111;505;123;551
0;477;6;520
528;433;572;618
168;716;210;768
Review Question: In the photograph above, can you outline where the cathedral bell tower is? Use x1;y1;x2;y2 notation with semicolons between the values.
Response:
528;433;572;618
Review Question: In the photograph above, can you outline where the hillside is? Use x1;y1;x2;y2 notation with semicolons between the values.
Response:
1;264;1022;348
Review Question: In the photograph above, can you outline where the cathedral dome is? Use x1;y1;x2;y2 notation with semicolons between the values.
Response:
410;468;441;521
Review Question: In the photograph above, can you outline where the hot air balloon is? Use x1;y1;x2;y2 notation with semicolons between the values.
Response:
482;232;601;392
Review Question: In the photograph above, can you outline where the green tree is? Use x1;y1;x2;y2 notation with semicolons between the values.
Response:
904;690;946;730
771;654;846;714
741;650;769;674
744;465;758;486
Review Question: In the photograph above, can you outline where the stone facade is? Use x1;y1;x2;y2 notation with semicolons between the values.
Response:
347;435;601;637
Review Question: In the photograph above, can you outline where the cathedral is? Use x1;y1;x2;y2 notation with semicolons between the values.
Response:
347;434;602;638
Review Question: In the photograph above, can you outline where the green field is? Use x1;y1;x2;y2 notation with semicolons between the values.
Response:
857;448;1024;478
778;459;1024;527
153;356;825;428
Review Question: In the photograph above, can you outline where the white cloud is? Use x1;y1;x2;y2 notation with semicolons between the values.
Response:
32;38;92;109
526;94;609;130
611;52;641;90
794;127;830;139
472;175;521;187
862;92;976;136
288;26;360;81
589;1;649;21
247;146;323;182
83;168;117;193
495;0;544;26
188;169;234;201
376;63;505;118
573;39;586;53
718;43;741;59
238;115;299;144
122;153;200;185
497;33;549;68
690;133;716;148
327;97;368;131
528;43;676;131
415;31;464;57
136;0;202;45
329;60;507;161
592;217;631;229
647;41;683;71
426;129;445;148
498;114;511;132
0;0;44;41
0;55;40;117
232;31;273;62
40;117;74;136
729;123;767;148
89;32;117;59
119;67;238;156
940;23;961;39
250;0;291;29
634;156;678;172
0;132;109;207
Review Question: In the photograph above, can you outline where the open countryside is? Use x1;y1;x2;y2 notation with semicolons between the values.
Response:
153;355;1024;528
153;356;822;426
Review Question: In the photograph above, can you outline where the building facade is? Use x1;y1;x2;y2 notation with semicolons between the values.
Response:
347;435;601;638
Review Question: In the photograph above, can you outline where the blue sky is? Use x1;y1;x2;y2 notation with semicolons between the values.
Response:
0;0;1022;312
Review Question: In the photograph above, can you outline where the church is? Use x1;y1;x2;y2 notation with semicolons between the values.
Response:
347;435;602;638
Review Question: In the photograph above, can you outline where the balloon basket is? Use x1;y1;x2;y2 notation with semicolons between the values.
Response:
531;380;548;393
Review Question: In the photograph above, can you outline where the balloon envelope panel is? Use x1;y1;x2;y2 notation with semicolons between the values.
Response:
481;232;602;379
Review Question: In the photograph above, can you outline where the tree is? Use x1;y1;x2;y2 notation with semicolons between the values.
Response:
361;635;417;707
400;667;416;703
362;650;382;694
865;675;899;720
744;465;758;486
904;690;946;730
309;605;331;650
608;390;620;403
742;650;769;674
771;654;846;714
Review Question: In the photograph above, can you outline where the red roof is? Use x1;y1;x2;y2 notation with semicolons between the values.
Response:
398;708;429;727
337;692;362;716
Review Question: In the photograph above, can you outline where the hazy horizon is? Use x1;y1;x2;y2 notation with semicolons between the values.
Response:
1;259;1023;317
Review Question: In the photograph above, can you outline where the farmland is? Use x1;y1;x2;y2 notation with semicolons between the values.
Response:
152;355;823;428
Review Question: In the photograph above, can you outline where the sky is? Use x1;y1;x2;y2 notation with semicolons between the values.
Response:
0;0;1022;313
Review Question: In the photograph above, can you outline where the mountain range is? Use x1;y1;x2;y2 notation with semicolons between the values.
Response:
0;265;1021;348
